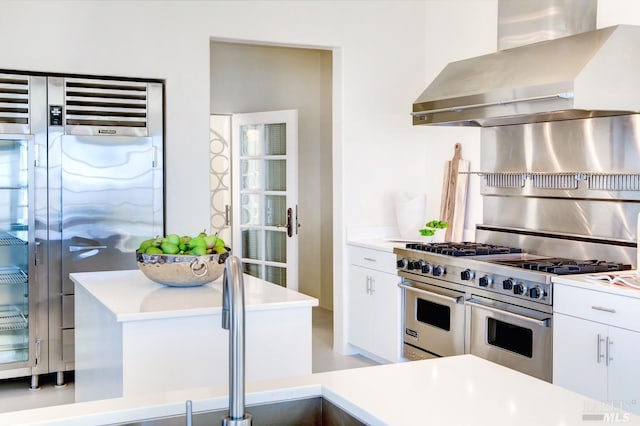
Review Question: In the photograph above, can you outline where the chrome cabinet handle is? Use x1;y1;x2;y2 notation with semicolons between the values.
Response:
465;299;551;327
370;276;375;295
363;257;377;262
606;336;613;366
591;306;616;314
597;333;605;364
398;283;464;304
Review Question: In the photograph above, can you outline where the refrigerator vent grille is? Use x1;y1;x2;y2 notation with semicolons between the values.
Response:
0;75;29;126
65;78;149;136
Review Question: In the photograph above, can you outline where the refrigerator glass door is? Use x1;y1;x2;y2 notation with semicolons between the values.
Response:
0;136;33;367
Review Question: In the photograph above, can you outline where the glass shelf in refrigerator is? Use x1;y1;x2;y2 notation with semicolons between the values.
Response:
0;266;27;286
0;306;28;364
0;232;27;246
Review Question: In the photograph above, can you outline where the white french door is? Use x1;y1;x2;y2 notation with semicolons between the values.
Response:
231;110;299;290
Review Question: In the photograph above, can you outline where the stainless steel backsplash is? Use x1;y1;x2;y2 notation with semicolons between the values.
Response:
477;115;640;265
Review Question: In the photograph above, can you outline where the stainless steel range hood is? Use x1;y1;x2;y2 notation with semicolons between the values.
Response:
412;25;640;127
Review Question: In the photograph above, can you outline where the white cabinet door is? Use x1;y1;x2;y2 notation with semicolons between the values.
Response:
348;265;373;350
369;270;401;362
553;312;608;402
607;326;640;414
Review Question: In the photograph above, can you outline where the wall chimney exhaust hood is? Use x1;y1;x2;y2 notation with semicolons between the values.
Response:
412;25;640;127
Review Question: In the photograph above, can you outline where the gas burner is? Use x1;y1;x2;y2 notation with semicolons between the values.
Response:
491;258;633;275
405;242;523;257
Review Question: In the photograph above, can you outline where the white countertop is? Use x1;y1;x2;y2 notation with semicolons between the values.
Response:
553;271;640;299
70;269;318;322
346;238;408;253
2;354;638;425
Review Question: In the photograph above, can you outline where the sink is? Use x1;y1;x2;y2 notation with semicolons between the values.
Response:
116;397;366;426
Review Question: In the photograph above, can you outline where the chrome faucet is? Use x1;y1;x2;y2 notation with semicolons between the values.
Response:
221;256;252;426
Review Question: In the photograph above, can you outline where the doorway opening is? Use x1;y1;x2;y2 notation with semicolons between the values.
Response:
209;40;333;310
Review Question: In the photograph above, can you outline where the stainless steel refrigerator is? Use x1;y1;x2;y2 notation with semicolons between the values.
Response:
0;71;164;387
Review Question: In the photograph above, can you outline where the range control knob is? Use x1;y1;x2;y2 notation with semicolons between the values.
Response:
421;263;432;274
432;265;446;277
407;260;422;270
502;278;514;290
529;286;544;299
460;269;475;281
397;258;408;268
478;275;491;287
513;282;526;295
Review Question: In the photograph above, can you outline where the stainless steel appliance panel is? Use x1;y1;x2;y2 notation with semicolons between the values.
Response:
498;0;597;50
46;78;164;374
403;343;438;361
0;71;164;383
481;115;640;201
478;114;640;266
59;134;157;294
465;296;553;382
401;278;465;357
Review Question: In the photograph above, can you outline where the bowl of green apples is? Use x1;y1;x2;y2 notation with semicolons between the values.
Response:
136;232;230;287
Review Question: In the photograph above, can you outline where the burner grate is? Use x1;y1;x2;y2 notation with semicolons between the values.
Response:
516;258;632;275
405;242;523;257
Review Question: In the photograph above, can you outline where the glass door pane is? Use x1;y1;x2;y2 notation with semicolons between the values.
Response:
0;137;30;364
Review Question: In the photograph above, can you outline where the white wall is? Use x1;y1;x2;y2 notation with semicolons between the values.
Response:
4;0;633;356
419;0;498;238
597;0;640;27
0;0;429;353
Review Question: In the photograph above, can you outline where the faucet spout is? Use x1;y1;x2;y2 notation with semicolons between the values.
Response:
221;256;252;426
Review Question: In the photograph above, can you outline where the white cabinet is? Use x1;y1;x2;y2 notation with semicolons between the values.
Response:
553;281;640;415
347;245;402;363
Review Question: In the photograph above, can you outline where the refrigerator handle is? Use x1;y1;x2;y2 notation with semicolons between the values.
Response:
69;245;107;259
69;245;108;252
152;146;159;168
34;143;40;167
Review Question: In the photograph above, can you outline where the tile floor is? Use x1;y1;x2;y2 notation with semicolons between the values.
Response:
0;307;378;414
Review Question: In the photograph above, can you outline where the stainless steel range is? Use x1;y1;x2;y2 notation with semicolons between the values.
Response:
399;0;640;385
395;242;631;382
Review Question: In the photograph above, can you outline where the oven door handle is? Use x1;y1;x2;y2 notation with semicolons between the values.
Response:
398;283;464;304
465;299;551;327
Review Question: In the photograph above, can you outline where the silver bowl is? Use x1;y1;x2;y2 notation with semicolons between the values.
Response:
136;251;230;287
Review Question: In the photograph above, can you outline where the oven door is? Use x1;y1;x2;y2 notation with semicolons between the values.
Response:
465;295;553;382
399;278;466;358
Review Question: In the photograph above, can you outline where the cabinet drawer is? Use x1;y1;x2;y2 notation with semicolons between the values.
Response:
349;245;396;274
554;284;640;332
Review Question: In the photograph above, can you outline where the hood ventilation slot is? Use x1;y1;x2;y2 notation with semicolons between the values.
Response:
64;78;149;136
0;74;30;134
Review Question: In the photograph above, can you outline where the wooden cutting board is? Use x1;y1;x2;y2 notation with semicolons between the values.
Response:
440;143;470;242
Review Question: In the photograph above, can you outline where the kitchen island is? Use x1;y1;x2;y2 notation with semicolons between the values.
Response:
1;354;638;425
71;269;318;402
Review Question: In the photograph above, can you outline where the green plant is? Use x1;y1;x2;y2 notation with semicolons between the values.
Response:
419;219;449;236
